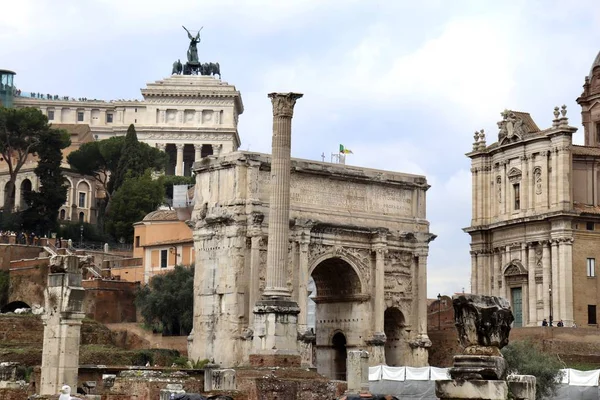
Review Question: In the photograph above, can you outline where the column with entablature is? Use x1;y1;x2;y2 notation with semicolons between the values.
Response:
194;144;202;161
528;243;537;326
542;241;550;321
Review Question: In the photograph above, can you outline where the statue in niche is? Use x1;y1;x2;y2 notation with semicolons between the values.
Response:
183;25;202;64
534;167;542;195
496;176;502;203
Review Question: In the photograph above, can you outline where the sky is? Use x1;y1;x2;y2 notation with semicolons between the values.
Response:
1;0;599;298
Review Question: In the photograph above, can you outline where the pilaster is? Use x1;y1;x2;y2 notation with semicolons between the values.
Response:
527;244;536;326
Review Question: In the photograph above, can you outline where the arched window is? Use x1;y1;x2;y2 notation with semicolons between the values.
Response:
59;209;66;220
79;212;85;223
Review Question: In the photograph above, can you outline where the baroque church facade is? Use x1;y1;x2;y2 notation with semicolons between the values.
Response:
466;52;600;328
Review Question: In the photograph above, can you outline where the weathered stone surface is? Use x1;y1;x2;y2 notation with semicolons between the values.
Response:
435;379;508;400
453;294;513;350
507;375;536;400
449;355;507;381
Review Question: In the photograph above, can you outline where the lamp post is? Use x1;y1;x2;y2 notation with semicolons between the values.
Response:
437;293;442;330
79;225;83;248
549;286;553;327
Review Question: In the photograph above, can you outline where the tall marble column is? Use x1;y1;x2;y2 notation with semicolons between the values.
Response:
194;144;203;161
527;244;537;326
542;241;551;321
175;144;184;176
550;240;559;323
251;92;303;368
411;249;432;367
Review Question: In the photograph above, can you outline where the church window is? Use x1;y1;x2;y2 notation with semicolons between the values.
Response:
588;305;597;325
135;236;140;248
77;111;84;122
160;250;168;268
587;258;596;277
47;110;54;121
106;113;113;123
513;183;520;210
587;222;595;231
596;122;600;144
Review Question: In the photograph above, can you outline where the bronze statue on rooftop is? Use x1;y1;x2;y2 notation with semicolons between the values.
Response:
183;25;202;64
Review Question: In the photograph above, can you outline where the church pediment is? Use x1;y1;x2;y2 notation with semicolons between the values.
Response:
503;260;527;276
507;167;522;183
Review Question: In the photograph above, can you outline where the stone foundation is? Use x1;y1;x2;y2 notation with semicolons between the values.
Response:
436;379;508;400
249;354;301;368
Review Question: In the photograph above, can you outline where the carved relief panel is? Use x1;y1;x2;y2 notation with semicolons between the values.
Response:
384;251;414;308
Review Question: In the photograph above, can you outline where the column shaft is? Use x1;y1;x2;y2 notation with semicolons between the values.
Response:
194;144;202;161
175;144;184;176
263;93;303;298
470;251;477;294
248;236;262;325
551;240;559;322
417;253;428;336
528;245;537;326
542;242;550;321
297;240;310;330
374;247;386;332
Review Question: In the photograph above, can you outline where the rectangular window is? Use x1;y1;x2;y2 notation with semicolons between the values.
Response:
588;305;597;325
106;113;113;123
135;236;140;248
77;111;84;122
588;258;596;277
587;222;595;231
160;249;168;268
47;110;54;121
78;192;86;208
513;183;520;210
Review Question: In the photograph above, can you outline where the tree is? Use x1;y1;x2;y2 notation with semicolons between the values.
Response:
135;265;194;336
67;126;167;228
0;107;54;211
161;175;195;204
502;339;564;400
111;124;167;194
21;129;71;236
105;170;165;242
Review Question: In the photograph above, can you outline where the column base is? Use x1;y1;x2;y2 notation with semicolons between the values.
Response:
250;299;301;368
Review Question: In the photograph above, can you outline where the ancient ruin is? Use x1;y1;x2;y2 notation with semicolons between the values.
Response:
188;92;435;377
436;294;535;400
40;255;86;395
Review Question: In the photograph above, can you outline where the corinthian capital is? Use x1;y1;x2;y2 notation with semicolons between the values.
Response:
269;92;304;117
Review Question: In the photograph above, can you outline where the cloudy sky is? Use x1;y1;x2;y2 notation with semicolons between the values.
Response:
2;0;599;297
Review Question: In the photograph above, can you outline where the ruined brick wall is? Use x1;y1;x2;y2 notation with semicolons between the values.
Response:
428;325;600;367
0;244;45;271
8;259;49;307
82;279;138;323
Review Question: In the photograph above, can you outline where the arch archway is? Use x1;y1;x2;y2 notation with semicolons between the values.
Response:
59;209;66;220
310;256;367;380
332;331;347;380
20;179;32;208
4;181;14;210
1;300;31;313
384;307;407;366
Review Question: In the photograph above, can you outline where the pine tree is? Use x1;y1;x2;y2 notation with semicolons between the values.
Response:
21;129;70;236
111;124;147;194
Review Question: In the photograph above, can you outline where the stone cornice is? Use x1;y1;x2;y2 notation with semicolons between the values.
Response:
464;211;578;233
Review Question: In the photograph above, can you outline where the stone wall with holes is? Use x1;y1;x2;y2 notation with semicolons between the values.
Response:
189;151;434;374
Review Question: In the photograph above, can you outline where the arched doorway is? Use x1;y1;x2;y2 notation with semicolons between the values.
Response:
20;179;32;209
310;256;365;380
1;300;31;313
332;331;347;380
504;261;528;327
384;307;407;366
4;181;15;209
59;209;66;220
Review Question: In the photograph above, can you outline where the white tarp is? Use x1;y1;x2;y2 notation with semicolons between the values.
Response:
570;369;600;387
430;367;450;381
559;369;569;384
406;366;430;381
382;366;405;381
369;365;382;381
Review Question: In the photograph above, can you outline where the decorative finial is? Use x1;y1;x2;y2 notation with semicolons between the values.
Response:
561;105;567;117
553;107;560;119
479;129;486;140
474;131;480;142
478;129;486;150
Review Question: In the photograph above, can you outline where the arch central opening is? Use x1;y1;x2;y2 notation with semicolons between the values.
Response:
384;307;407;366
310;256;365;380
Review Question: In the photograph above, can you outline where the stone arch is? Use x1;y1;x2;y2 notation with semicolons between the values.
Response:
309;256;369;380
64;176;73;205
384;307;407;366
1;300;31;313
78;212;85;223
309;252;367;297
4;181;14;209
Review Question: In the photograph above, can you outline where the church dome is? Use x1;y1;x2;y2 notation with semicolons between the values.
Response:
143;210;178;221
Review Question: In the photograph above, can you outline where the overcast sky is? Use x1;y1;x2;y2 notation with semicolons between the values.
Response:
2;0;599;298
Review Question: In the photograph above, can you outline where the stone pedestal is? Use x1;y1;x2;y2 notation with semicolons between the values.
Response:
39;255;86;396
507;375;536;400
346;350;369;394
436;380;508;400
250;300;301;367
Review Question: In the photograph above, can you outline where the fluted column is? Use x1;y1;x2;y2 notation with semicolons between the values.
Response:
542;241;551;321
175;144;184;176
248;234;262;325
263;92;303;298
470;251;477;294
194;144;203;161
417;251;430;339
527;244;537;326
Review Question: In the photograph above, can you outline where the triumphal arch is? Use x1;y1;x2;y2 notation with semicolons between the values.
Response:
187;149;434;378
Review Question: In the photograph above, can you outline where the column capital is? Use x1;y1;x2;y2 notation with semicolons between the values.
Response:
194;143;203;150
176;143;185;150
269;92;303;117
156;143;166;151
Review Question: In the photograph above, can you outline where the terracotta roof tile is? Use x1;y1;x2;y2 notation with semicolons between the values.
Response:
572;145;600;157
574;203;600;214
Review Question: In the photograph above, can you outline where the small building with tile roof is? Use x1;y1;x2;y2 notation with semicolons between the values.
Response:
465;50;600;330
